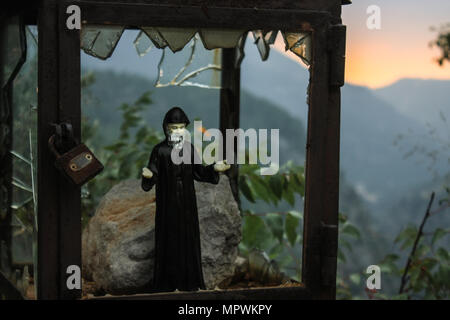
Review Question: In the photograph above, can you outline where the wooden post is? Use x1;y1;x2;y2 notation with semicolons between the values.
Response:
302;26;331;299
220;48;240;206
319;24;346;300
37;0;82;300
57;2;82;300
37;0;61;299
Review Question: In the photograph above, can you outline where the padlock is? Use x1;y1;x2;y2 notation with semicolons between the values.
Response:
48;134;104;186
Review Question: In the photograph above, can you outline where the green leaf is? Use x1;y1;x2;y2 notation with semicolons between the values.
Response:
239;176;255;203
341;223;361;239
283;187;295;206
265;213;284;243
338;249;346;263
249;174;272;203
291;172;305;197
382;254;400;263
338;213;348;224
436;247;449;262
269;175;283;199
269;242;284;259
288;210;303;220
339;238;353;252
241;214;273;250
395;225;418;244
432;228;449;246
349;273;361;285
285;212;300;246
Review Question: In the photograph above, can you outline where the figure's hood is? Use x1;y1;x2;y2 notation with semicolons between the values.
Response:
162;106;190;138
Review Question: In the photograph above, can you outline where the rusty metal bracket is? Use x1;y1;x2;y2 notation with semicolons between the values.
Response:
320;221;338;287
327;24;346;87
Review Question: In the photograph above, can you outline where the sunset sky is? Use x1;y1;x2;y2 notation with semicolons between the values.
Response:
276;0;450;89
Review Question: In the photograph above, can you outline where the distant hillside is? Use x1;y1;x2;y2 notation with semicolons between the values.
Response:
82;70;307;167
375;78;450;135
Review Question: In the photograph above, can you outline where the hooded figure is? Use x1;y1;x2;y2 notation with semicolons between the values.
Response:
141;107;227;292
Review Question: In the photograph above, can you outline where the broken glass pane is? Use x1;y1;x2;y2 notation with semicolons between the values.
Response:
11;214;33;266
235;32;248;68
156;27;196;53
133;30;153;57
81;25;124;60
199;29;244;50
155;34;221;89
282;32;312;66
142;27;168;49
10;25;38;295
252;30;278;61
1;15;26;89
264;30;278;46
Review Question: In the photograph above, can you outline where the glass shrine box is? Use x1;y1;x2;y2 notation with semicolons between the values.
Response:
0;0;349;300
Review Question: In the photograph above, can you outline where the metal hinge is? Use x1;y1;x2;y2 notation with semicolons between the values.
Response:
327;24;347;87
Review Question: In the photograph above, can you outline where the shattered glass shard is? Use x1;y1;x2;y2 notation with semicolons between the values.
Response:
264;30;278;45
252;30;277;61
156;27;196;53
81;25;124;60
155;35;221;89
133;30;153;57
142;27;168;49
1;15;26;89
282;32;312;66
199;29;244;50
256;36;270;61
235;32;248;68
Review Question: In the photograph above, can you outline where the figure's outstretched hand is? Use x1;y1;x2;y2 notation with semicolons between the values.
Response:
142;167;153;178
214;160;231;173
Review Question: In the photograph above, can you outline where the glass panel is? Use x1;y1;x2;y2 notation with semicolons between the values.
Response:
10;25;38;299
155;34;221;89
1;15;26;88
133;31;153;57
252;30;278;62
199;29;244;50
239;31;310;284
81;29;250;297
282;32;312;66
155;27;197;53
0;16;29;300
234;32;248;68
141;27;168;49
81;25;124;60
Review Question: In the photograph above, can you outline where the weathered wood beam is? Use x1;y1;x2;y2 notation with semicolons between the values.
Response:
220;48;240;206
37;0;60;299
57;2;82;300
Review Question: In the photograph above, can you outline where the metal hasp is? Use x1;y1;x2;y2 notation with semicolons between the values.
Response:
0;0;349;299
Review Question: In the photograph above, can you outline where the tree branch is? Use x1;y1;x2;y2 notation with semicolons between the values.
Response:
399;192;435;294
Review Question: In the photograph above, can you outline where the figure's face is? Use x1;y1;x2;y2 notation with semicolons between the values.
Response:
167;123;186;133
167;123;187;148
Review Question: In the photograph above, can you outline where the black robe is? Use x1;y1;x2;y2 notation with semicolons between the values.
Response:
141;107;219;292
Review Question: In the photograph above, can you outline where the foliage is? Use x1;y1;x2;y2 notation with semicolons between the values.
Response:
238;161;306;281
341;190;450;300
81;90;163;228
430;23;450;66
238;160;362;291
376;190;450;300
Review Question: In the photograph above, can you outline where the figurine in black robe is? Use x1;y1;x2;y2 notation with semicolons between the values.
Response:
141;107;229;292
